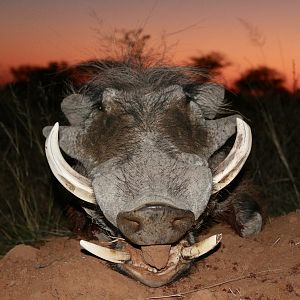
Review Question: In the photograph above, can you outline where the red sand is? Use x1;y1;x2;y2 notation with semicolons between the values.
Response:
1;211;299;300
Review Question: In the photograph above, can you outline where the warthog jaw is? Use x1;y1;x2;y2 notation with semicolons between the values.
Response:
80;234;222;287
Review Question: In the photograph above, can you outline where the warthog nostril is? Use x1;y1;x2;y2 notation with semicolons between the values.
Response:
117;204;195;245
124;218;141;233
120;218;141;234
172;217;189;229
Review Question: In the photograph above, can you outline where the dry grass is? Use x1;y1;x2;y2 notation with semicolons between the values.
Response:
0;80;70;255
230;85;300;215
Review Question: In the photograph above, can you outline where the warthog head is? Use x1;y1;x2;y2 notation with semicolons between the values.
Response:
44;62;251;287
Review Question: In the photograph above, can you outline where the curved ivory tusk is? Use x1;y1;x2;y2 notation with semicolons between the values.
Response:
80;240;131;264
181;234;222;260
212;118;252;193
45;122;96;204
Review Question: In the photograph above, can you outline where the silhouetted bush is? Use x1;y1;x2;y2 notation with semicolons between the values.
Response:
230;67;300;215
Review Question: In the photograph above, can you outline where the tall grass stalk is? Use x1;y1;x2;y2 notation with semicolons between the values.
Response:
259;106;300;206
0;87;69;255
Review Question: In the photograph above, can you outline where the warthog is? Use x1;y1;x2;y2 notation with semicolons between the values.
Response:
43;61;263;287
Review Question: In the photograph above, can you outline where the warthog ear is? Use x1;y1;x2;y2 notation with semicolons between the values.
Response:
43;125;82;159
42;126;53;138
188;83;225;120
187;82;239;158
204;114;240;158
61;94;93;125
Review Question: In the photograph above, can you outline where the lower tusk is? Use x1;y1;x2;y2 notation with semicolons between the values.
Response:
80;240;131;264
181;234;222;260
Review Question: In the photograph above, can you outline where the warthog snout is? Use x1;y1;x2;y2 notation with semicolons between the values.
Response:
117;204;195;245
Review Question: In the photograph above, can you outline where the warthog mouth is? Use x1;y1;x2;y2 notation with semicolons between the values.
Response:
80;234;222;287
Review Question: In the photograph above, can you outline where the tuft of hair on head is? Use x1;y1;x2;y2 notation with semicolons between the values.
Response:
76;58;208;96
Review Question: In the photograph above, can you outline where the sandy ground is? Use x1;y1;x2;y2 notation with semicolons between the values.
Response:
1;210;299;300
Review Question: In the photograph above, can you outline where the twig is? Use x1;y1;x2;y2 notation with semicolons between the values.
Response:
272;237;281;246
146;269;283;299
228;287;237;296
35;257;66;269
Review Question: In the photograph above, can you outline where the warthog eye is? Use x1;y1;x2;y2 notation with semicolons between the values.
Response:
103;115;115;128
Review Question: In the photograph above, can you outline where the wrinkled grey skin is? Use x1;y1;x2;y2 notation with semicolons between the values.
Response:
43;63;263;247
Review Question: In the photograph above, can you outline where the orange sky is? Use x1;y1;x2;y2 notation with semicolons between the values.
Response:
1;0;300;88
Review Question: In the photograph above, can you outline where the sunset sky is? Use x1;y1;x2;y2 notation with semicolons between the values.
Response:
1;0;300;88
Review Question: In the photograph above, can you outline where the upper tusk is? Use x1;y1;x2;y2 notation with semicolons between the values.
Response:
45;122;96;204
80;240;131;264
181;234;222;260
212;118;252;193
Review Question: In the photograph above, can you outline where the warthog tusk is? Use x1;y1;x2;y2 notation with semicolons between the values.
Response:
45;122;96;204
181;234;222;259
212;118;252;193
80;240;131;264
